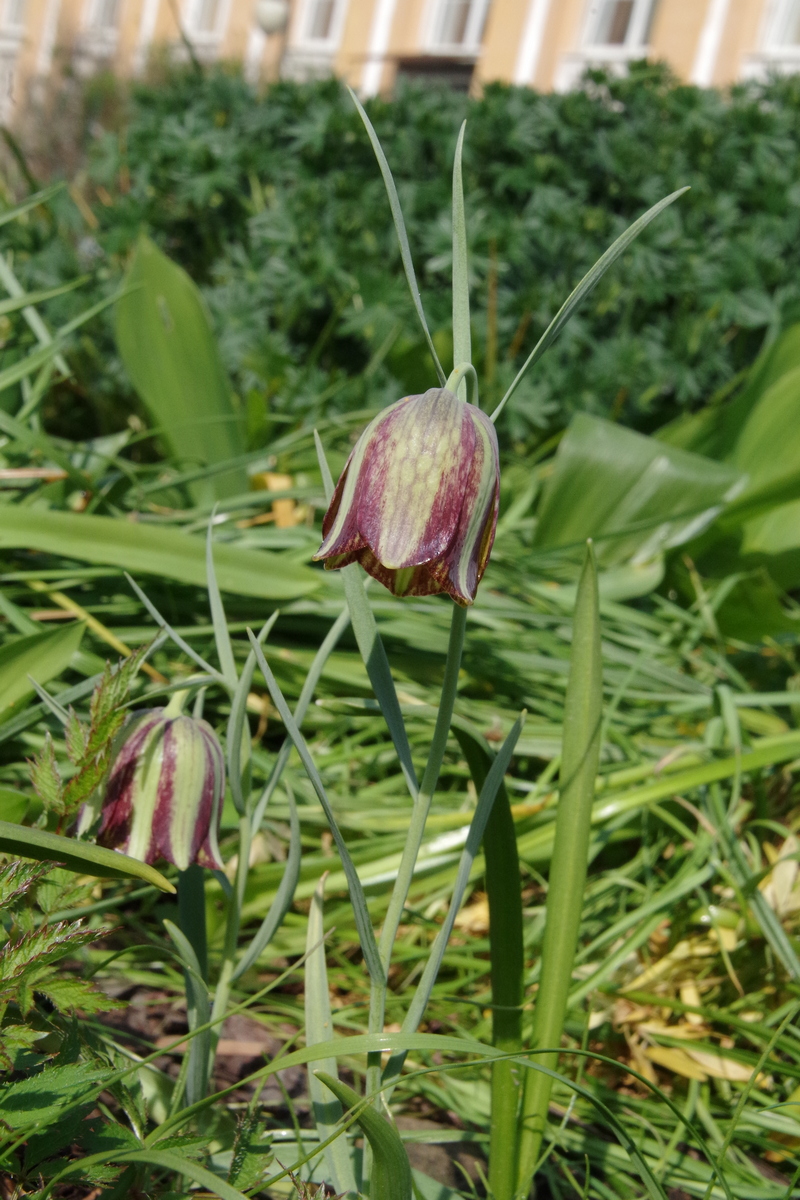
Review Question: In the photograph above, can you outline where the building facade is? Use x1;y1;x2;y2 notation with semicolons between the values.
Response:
4;0;800;123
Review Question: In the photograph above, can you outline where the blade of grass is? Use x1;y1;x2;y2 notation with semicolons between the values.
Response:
348;88;446;386
316;1072;411;1200
233;781;301;981
452;119;470;399
163;917;211;1106
206;515;237;687
305;875;358;1196
248;630;385;985
382;711;525;1085
516;542;603;1195
454;725;523;1200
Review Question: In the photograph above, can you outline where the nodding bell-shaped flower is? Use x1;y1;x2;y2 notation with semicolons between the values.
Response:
97;708;225;871
314;388;500;606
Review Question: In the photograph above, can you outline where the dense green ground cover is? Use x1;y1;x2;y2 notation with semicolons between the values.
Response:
11;63;800;445
2;66;800;1200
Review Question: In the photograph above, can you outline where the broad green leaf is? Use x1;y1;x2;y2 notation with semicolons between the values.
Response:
534;414;746;569
0;507;318;599
0;1062;115;1129
0;621;85;715
0;786;28;822
304;876;357;1196
115;235;247;502
0;820;174;890
315;1072;411;1200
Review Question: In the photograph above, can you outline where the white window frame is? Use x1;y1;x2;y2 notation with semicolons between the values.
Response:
83;0;121;34
762;0;800;51
582;0;655;53
293;0;349;50
183;0;232;48
1;0;24;32
423;0;492;58
741;0;800;78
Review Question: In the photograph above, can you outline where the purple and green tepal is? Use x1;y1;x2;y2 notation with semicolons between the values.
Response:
98;709;225;871
314;388;500;606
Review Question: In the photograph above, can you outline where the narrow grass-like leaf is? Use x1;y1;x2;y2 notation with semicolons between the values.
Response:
249;605;351;837
491;188;689;422
0;511;317;600
125;574;222;680
0;621;85;715
305;875;358;1196
452;120;470;396
517;543;603;1194
0;820;174;891
248;631;385;985
0;279;85;319
46;1148;251;1200
234;782;301;980
383;712;524;1084
348;88;446;387
206;516;237;686
314;429;418;800
164;917;211;1106
227;614;278;812
454;724;522;1200
0;183;64;228
315;1072;411;1200
0;250;70;378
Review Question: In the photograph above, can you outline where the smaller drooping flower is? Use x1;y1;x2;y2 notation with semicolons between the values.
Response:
314;388;500;606
97;709;224;871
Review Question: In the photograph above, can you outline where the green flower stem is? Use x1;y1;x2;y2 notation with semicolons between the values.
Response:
515;545;602;1196
445;362;479;406
209;813;251;1063
365;603;467;1113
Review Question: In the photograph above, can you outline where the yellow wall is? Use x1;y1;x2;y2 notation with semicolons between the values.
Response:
4;0;796;127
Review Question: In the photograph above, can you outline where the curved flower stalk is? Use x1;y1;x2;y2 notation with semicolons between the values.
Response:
98;705;224;871
314;387;500;606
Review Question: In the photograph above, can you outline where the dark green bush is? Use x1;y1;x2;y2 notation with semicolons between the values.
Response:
14;62;800;448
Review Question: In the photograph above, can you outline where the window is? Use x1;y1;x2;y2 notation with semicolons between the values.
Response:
584;0;656;49
2;0;24;28
771;1;800;46
192;0;220;34
428;0;491;54
89;0;119;31
301;0;347;43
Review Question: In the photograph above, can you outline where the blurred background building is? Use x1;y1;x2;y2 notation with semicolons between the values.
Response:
3;0;800;122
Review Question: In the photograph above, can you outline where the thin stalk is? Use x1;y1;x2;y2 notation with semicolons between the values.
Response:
365;602;467;1134
209;814;251;1063
516;544;602;1196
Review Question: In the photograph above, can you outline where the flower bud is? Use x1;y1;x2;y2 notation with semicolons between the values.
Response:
97;709;224;871
315;388;500;606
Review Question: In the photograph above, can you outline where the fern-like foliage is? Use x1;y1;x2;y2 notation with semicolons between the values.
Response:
29;642;151;828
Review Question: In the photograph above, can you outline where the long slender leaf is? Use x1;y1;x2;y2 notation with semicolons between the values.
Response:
348;88;446;387
206;517;237;686
0;820;175;891
0;509;318;600
305;876;358;1195
0;621;85;715
314;430;418;799
491;188;689;422
234;783;301;980
383;712;524;1084
315;1072;411;1200
517;543;603;1194
454;725;522;1200
451;120;471;395
248;631;385;985
164;917;211;1106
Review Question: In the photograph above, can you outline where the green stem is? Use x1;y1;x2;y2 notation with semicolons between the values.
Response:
365;603;467;1143
516;545;602;1196
209;814;251;1064
445;362;479;405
